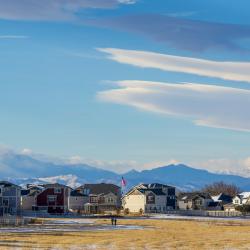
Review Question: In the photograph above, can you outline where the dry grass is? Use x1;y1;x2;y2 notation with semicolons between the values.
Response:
1;218;250;249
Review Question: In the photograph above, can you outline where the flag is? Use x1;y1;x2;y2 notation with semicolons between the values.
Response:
121;176;127;187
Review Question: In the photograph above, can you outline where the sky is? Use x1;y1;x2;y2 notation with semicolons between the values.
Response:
1;0;250;175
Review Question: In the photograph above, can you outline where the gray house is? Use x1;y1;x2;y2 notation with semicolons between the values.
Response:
0;181;21;216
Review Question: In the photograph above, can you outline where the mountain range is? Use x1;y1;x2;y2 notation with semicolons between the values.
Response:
1;151;250;191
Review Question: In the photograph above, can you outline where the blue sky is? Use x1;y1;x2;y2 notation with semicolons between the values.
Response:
1;0;250;174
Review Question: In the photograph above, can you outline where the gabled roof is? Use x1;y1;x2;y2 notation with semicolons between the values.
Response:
77;183;121;195
136;183;175;189
29;190;41;197
138;188;166;196
70;190;88;197
208;201;220;207
239;192;250;199
0;181;21;189
212;193;232;203
179;192;211;201
21;188;42;197
41;183;72;189
233;194;242;199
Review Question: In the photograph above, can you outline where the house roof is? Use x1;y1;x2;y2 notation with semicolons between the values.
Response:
41;183;72;189
138;188;166;196
0;181;21;189
137;183;175;189
233;192;250;200
21;189;30;196
70;190;88;197
211;193;232;203
234;195;242;199
239;192;250;199
77;183;121;195
208;201;220;207
179;192;211;201
21;189;41;197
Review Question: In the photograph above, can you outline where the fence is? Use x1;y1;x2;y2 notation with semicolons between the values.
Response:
20;210;103;218
0;216;31;226
164;210;242;217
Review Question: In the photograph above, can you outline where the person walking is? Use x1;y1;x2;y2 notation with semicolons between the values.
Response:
111;216;114;225
114;217;117;226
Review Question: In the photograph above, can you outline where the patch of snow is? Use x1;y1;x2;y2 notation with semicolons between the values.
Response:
38;175;81;188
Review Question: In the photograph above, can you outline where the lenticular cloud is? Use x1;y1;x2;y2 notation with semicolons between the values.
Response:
97;80;250;132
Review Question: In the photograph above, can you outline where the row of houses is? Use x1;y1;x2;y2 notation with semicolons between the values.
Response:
121;187;250;213
176;192;250;212
0;181;121;216
1;180;250;216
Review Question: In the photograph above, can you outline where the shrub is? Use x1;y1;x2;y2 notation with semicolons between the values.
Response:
124;208;130;215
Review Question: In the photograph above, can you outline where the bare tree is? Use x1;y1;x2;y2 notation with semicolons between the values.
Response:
201;181;241;197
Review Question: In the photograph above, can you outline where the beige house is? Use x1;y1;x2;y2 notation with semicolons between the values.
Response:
76;183;121;214
21;192;37;210
85;192;119;214
224;203;237;212
21;185;43;211
122;184;173;213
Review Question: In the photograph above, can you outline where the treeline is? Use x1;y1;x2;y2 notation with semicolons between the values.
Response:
201;181;241;197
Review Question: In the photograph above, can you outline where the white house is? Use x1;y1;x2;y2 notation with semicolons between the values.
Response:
233;192;250;206
122;183;175;213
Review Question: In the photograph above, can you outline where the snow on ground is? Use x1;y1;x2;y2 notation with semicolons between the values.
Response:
47;219;94;224
0;218;144;233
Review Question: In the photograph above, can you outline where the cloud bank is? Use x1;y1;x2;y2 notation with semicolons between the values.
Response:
98;48;250;83
97;80;250;132
93;14;250;52
0;0;136;21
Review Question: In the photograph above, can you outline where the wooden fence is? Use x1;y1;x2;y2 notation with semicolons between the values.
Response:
0;216;30;226
164;210;242;217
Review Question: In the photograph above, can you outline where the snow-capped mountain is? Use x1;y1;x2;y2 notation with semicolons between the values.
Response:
2;150;250;191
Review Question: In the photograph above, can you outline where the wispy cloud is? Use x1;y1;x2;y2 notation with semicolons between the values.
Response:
192;157;250;177
93;14;250;52
98;48;250;83
97;80;250;132
0;35;28;39
0;0;136;21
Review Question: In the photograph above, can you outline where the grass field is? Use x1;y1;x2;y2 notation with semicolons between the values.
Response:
1;218;250;249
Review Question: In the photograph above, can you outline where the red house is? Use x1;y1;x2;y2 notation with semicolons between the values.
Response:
34;183;71;214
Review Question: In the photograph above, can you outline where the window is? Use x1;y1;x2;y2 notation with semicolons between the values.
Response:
146;195;155;204
0;188;2;194
84;189;90;195
3;198;9;207
108;198;114;203
90;196;98;203
54;188;62;194
195;199;202;205
47;196;56;203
